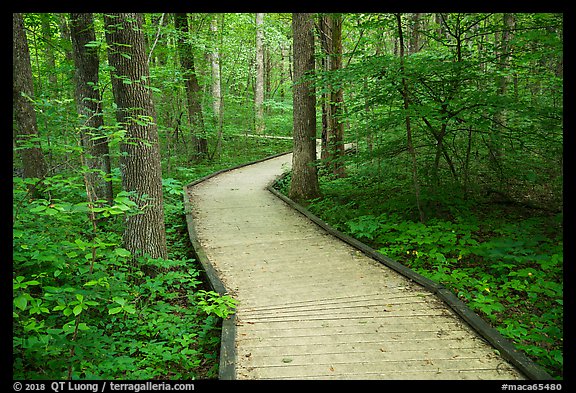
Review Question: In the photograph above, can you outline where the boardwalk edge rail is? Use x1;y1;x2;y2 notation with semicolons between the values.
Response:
184;151;553;381
267;171;553;381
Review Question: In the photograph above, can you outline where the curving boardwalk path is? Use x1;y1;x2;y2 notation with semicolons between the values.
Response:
185;152;529;380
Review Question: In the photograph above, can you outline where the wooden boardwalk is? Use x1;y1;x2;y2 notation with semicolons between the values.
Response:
184;152;541;380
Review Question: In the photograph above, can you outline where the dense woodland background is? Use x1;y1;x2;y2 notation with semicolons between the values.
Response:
13;13;562;379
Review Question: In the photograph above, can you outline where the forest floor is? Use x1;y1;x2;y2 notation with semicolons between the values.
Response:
185;152;527;380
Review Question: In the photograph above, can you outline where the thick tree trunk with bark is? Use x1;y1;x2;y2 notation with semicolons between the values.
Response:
13;13;48;194
289;13;320;203
174;13;208;159
70;12;113;206
104;13;168;263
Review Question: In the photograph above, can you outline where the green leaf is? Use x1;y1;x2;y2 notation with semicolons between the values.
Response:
108;307;123;315
14;295;28;311
84;40;101;48
72;304;83;316
123;304;136;314
115;248;132;257
63;320;76;333
30;205;47;213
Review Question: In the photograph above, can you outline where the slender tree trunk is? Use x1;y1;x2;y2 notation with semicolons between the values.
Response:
289;13;320;203
265;47;272;107
279;44;287;102
13;13;48;196
174;13;207;159
329;14;345;177
490;13;515;185
104;13;168;265
318;15;331;162
41;15;58;91
70;12;113;206
255;12;265;133
318;14;345;177
396;13;425;223
463;126;474;197
408;13;423;54
59;14;74;63
210;15;223;157
210;16;222;122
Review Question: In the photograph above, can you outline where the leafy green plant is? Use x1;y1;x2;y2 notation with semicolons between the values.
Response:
194;290;238;319
12;169;238;379
296;163;563;378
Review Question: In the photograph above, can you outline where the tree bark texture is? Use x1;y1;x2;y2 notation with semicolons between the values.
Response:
319;15;331;162
13;13;48;191
409;13;423;55
319;14;345;177
70;12;113;205
329;14;345;177
41;14;58;91
255;12;265;133
396;13;425;223
210;17;222;120
289;13;320;203
174;13;208;158
104;13;168;262
489;13;515;184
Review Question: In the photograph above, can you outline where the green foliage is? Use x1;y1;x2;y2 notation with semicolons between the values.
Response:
15;11;562;381
13;174;237;379
305;165;563;378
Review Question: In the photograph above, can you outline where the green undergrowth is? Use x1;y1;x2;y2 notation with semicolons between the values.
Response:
276;165;563;379
13;137;291;379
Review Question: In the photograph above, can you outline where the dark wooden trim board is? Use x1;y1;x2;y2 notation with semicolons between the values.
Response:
266;171;553;381
184;151;553;380
183;151;291;380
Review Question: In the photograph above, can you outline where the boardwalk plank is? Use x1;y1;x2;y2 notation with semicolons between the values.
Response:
186;153;531;380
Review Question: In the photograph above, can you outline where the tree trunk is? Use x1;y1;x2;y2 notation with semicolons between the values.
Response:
289;13;320;203
279;44;287;102
255;13;265;133
41;14;58;91
318;14;345;177
70;12;113;206
13;13;48;195
490;13;515;185
104;13;168;264
318;15;332;162
396;13;425;223
329;14;345;178
210;15;223;157
210;16;222;122
409;13;423;54
174;13;207;159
